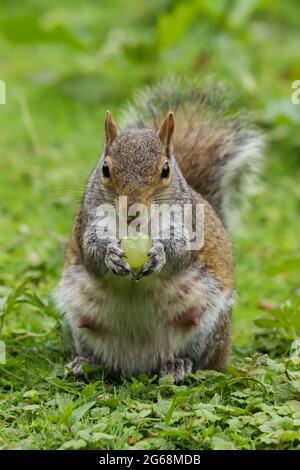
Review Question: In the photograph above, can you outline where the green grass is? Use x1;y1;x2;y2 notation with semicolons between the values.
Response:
0;0;300;450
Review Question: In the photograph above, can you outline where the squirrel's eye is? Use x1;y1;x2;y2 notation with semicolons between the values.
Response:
102;160;110;178
161;162;170;178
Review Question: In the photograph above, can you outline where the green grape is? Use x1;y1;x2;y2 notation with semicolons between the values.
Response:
121;234;152;269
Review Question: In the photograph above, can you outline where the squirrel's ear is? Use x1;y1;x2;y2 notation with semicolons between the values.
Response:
158;111;175;154
105;110;118;147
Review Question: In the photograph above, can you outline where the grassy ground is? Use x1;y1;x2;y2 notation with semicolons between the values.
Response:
0;0;300;450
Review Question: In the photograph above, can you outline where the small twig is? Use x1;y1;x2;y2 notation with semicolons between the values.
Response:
17;91;42;156
284;360;293;381
14;330;53;341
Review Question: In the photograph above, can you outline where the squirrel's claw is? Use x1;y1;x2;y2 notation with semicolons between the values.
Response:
66;355;98;378
137;242;166;279
105;242;136;280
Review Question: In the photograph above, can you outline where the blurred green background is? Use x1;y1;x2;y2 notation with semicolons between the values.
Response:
1;0;300;340
0;0;300;451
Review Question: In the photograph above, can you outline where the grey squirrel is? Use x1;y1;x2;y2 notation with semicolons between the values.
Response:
55;78;262;383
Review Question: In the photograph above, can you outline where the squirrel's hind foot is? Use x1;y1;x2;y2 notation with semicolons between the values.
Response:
66;355;99;378
160;357;193;384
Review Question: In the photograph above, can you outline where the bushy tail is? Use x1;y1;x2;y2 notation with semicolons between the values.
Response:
120;77;263;227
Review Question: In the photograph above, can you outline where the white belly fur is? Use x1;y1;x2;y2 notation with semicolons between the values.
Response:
55;265;234;376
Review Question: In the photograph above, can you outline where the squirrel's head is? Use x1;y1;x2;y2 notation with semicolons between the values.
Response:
99;111;176;206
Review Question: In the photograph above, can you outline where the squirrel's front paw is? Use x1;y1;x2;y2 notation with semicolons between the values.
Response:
137;242;166;279
160;357;193;384
105;241;135;280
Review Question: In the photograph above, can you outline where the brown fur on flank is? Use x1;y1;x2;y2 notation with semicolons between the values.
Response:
198;200;235;289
